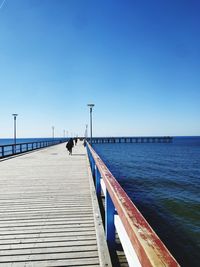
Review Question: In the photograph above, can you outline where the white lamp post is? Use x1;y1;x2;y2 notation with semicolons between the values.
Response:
52;126;55;140
12;114;18;146
87;104;95;145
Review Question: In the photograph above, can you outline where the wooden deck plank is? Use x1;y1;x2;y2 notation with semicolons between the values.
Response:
0;245;98;256
0;221;94;228
0;227;96;235
0;235;97;245
0;141;111;267
0;250;99;262
0;218;94;224
1;258;100;267
0;231;96;240
0;239;97;250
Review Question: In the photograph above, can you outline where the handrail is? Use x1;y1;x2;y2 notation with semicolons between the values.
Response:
86;142;180;267
0;139;68;159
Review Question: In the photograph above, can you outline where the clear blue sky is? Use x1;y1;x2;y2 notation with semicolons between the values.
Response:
0;0;199;138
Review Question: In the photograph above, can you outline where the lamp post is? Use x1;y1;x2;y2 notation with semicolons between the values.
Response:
52;126;55;140
12;114;18;146
87;104;94;145
85;124;88;139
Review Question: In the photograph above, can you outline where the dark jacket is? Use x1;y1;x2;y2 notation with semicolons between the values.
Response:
66;138;74;150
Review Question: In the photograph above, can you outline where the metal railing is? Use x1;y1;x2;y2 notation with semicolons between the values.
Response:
0;139;68;159
86;142;180;267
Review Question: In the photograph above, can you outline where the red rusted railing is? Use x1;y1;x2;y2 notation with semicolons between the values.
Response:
86;142;180;267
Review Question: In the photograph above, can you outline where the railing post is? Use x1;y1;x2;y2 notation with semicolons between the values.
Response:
105;189;116;255
95;166;101;199
92;160;96;178
12;145;15;155
1;147;4;158
90;156;95;178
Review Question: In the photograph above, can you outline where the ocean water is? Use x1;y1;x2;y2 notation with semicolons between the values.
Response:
93;137;200;267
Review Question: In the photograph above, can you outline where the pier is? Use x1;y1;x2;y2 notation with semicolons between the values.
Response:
90;136;173;144
0;140;179;267
0;142;111;267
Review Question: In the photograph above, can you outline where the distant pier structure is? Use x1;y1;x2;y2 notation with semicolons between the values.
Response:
90;136;173;144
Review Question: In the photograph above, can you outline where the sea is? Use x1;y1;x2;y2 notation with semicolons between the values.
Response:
0;136;199;266
93;136;200;267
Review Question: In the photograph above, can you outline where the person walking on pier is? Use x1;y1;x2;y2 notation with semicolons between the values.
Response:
66;138;74;155
75;137;78;145
83;139;86;147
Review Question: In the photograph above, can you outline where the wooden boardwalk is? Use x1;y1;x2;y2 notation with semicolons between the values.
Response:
0;141;111;267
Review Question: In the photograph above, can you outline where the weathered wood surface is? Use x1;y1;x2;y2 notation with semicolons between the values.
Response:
0;141;111;267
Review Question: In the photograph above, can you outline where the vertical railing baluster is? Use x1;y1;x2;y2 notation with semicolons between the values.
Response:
0;147;2;158
95;166;101;199
105;189;116;255
91;157;95;178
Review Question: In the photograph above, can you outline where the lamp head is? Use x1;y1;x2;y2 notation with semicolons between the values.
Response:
87;104;95;108
12;114;18;117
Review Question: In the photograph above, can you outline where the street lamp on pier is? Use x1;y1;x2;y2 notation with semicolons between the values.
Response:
52;126;55;140
12;114;18;146
87;104;95;145
85;124;88;139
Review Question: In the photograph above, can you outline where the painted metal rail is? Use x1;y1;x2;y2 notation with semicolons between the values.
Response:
86;142;180;267
0;139;68;159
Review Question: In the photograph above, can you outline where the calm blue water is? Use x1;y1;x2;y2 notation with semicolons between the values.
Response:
93;137;200;267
